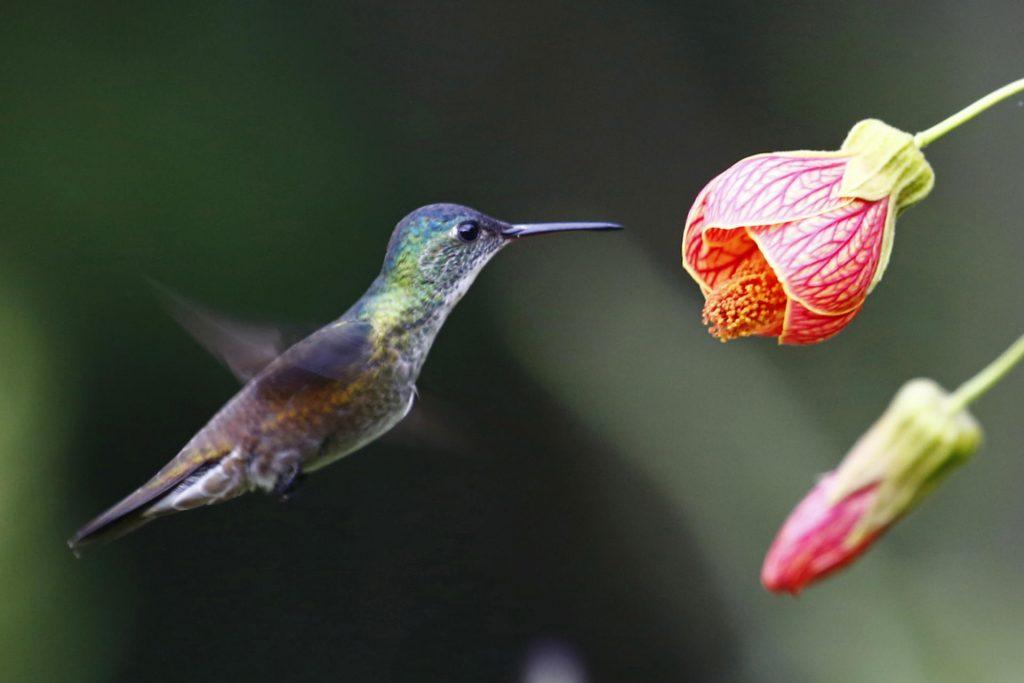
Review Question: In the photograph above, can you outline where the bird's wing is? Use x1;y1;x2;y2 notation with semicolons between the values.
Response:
253;320;376;403
153;281;291;382
153;282;377;396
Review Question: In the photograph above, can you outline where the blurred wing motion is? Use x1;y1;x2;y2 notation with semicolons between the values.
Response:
152;281;288;381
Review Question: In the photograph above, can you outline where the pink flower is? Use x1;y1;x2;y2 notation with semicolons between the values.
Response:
682;120;934;344
761;379;982;594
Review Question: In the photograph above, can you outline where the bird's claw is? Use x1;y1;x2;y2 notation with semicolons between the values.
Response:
273;463;305;502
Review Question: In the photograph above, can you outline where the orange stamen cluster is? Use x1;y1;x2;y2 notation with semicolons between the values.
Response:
702;250;787;341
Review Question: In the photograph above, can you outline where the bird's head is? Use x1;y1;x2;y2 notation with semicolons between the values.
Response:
379;203;621;303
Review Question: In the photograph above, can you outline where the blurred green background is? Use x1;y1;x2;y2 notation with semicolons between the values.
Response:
2;1;1023;681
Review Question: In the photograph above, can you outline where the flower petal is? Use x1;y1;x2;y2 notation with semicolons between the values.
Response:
779;299;862;345
684;219;760;293
751;198;888;316
761;473;882;594
683;188;761;292
703;153;852;230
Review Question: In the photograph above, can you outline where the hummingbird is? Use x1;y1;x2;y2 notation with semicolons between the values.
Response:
69;203;621;552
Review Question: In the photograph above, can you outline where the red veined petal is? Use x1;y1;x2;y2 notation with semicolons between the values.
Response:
779;299;863;345
683;191;762;292
682;184;713;291
703;153;852;230
751;198;888;316
761;473;883;594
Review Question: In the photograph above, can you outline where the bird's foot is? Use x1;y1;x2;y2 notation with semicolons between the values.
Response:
273;463;305;502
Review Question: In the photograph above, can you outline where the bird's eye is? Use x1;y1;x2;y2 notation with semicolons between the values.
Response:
456;220;480;242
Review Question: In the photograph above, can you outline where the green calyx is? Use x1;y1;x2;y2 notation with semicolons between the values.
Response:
839;119;935;211
829;378;982;546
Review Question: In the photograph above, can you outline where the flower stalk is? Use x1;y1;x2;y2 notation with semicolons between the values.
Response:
914;78;1024;148
950;333;1024;410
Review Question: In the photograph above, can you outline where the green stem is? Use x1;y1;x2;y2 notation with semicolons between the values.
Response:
913;78;1024;148
949;333;1024;410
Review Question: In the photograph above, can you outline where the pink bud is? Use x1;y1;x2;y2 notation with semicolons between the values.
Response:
761;473;883;594
761;379;982;594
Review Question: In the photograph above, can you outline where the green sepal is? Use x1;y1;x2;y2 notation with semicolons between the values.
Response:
840;119;935;211
839;119;936;291
829;378;982;546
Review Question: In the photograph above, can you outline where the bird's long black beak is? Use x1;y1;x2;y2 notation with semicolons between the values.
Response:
501;221;623;238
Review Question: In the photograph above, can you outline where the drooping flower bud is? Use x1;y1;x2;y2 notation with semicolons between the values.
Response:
682;119;933;344
761;379;981;593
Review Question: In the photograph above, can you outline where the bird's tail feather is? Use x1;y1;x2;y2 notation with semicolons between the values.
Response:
67;506;160;556
68;460;220;556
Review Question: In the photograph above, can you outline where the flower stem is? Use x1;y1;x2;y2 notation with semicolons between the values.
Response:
913;78;1024;148
950;333;1024;410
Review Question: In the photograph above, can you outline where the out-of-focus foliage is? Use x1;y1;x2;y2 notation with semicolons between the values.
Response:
0;275;121;680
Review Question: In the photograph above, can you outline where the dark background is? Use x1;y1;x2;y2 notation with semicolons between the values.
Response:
2;1;1023;681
